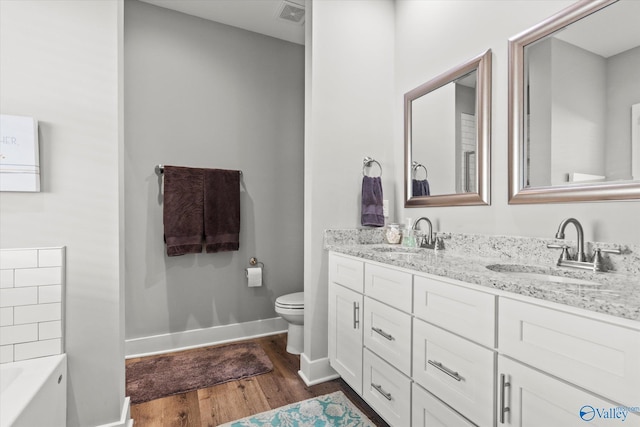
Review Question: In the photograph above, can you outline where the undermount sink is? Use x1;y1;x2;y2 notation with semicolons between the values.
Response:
486;264;602;287
371;246;424;257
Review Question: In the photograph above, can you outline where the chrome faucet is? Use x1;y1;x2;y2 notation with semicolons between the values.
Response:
548;217;620;272
413;217;442;249
554;217;586;262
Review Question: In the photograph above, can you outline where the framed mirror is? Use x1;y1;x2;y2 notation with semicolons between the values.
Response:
404;49;491;207
508;0;640;204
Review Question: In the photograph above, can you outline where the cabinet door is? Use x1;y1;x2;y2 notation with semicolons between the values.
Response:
328;282;363;394
363;297;412;376
413;319;495;427
329;252;364;293
498;356;640;427
363;349;412;427
365;263;413;312
414;274;496;348
412;383;476;427
499;298;640;407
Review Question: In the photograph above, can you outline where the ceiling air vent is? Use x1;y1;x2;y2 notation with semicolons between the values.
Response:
276;0;305;25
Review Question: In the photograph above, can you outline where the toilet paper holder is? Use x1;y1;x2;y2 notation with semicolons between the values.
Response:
249;257;264;269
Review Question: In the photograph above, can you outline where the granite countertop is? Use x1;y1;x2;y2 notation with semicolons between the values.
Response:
326;242;640;322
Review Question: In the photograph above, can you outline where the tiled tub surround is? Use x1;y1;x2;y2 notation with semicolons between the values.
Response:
0;247;65;363
324;229;640;321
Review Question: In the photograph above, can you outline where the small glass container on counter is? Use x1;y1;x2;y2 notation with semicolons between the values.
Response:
385;223;403;244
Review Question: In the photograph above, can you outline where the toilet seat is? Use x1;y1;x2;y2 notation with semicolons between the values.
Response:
275;292;304;310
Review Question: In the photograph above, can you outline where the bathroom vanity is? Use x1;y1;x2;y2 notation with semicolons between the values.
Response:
326;234;640;427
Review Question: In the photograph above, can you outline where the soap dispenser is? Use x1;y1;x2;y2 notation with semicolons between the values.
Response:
402;218;416;247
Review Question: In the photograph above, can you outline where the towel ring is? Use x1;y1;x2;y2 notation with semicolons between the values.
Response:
412;161;428;180
362;156;382;177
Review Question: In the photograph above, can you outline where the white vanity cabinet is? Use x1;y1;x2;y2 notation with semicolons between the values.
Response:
327;251;640;427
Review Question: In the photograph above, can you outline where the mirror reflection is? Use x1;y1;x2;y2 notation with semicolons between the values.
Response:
411;70;477;196
405;50;491;207
509;0;640;203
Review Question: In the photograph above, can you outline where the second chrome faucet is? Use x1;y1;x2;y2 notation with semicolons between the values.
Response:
412;217;443;250
547;217;620;272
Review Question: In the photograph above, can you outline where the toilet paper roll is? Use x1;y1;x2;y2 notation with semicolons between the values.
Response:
246;267;262;287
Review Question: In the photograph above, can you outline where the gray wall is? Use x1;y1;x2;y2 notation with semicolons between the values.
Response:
606;46;640;180
394;0;640;244
303;0;640;383
124;1;304;341
304;0;395;372
0;1;125;426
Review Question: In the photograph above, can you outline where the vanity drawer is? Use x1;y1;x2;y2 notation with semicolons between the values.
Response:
364;264;412;312
499;297;640;407
413;274;496;347
363;348;411;427
329;252;364;293
412;383;476;427
413;319;495;427
363;297;412;376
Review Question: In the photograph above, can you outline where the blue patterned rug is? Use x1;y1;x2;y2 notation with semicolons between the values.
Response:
219;391;376;426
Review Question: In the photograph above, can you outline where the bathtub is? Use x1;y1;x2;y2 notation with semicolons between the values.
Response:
0;354;67;427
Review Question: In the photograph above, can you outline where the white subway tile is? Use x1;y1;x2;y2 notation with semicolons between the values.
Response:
0;323;38;345
39;285;62;304
0;287;38;307
14;303;61;325
38;248;63;267
39;320;62;340
0;345;14;363
0;307;13;326
15;267;62;287
0;249;38;269
0;270;14;288
14;338;61;361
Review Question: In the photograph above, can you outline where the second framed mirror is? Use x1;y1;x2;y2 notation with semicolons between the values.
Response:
404;49;491;207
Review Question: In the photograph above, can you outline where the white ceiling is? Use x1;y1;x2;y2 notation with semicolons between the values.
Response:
553;0;640;58
138;0;305;45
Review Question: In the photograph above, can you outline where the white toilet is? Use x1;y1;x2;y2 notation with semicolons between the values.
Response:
275;292;304;354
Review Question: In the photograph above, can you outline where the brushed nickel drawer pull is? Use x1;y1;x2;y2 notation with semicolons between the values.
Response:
372;327;395;341
372;383;392;401
353;302;360;329
428;360;463;382
500;373;511;424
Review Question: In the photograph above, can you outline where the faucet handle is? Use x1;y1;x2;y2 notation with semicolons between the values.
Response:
591;247;621;272
547;243;571;261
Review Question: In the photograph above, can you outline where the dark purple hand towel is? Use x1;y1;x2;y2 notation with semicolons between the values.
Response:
204;169;241;253
412;179;430;196
163;166;204;256
361;176;384;227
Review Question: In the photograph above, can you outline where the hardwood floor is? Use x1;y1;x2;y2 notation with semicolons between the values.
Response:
128;334;390;427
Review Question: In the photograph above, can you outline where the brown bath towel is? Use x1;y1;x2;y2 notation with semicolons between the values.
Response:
204;168;241;252
163;166;204;256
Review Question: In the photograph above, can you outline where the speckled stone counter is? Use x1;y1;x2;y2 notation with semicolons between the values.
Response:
324;229;640;322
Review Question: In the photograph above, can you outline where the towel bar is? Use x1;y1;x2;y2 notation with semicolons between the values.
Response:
155;164;242;176
362;157;382;177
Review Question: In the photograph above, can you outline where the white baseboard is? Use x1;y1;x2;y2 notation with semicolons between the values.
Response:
125;317;288;358
298;352;339;386
96;397;131;427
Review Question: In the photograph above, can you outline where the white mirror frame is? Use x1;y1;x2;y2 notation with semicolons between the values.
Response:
404;49;492;207
508;0;640;204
